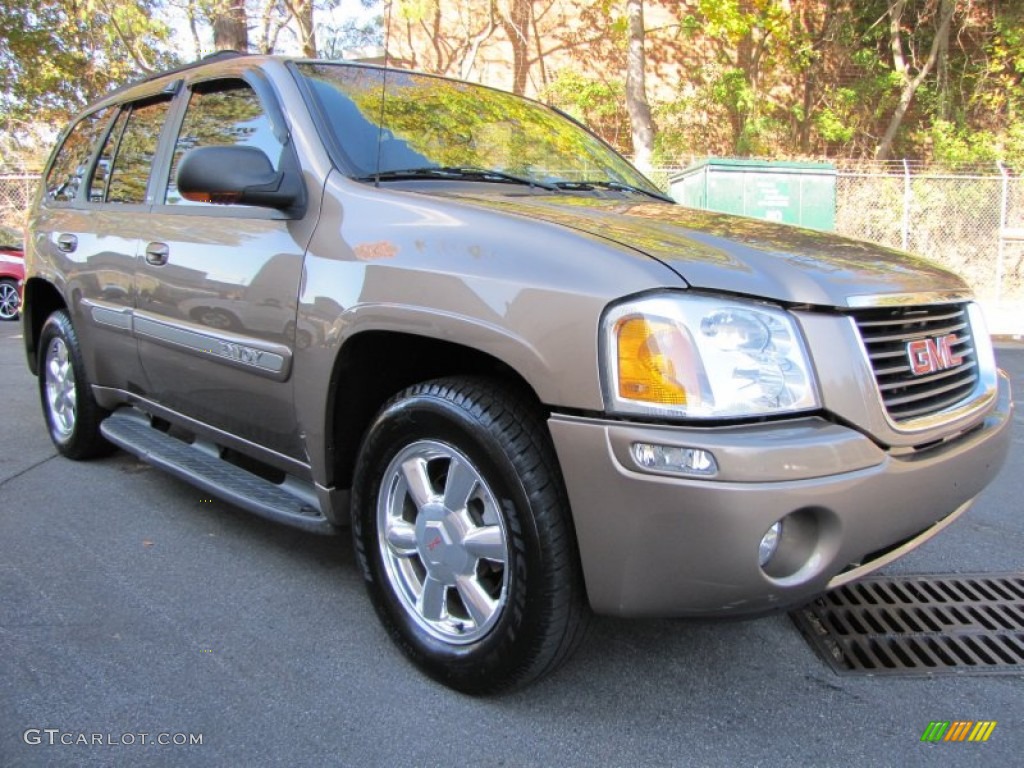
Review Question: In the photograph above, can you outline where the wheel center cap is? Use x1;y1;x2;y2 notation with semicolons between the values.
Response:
415;504;470;579
420;519;451;567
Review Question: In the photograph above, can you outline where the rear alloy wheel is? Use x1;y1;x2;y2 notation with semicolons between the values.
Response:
0;278;19;320
37;310;113;459
352;378;589;693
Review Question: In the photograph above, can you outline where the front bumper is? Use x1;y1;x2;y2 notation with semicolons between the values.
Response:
548;370;1013;618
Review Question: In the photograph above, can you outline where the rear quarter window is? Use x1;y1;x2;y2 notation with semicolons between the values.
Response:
44;108;112;203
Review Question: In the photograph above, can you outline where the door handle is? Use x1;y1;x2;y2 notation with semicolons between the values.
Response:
57;234;78;253
145;242;170;266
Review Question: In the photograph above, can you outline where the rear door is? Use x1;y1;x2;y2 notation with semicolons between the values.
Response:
134;77;308;459
30;94;175;392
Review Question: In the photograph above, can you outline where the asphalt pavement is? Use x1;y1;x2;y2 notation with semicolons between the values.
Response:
1;326;1022;767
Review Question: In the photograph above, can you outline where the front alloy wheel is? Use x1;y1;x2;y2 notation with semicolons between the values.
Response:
378;440;509;645
353;378;589;693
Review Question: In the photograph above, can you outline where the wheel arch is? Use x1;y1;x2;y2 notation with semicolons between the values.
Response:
21;277;68;376
325;330;547;491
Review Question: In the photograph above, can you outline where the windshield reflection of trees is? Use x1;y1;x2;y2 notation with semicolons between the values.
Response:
299;64;655;192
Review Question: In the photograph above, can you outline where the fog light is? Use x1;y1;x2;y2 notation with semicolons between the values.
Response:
630;442;718;477
759;521;783;567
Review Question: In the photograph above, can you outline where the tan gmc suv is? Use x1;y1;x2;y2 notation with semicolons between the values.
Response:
23;53;1013;692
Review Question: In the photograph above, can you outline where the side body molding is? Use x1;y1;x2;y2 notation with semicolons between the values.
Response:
83;298;293;381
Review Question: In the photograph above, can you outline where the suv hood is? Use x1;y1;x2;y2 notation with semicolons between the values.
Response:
444;194;968;307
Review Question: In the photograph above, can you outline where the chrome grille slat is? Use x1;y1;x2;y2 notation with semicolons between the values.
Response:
868;349;909;362
877;363;974;391
875;365;911;376
883;373;978;406
850;303;981;424
855;308;963;327
891;389;979;419
858;320;968;344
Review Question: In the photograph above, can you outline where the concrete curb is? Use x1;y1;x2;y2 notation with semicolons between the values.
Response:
993;335;1024;349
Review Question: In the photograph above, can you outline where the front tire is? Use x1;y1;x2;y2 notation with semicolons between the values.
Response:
37;310;113;459
352;378;589;693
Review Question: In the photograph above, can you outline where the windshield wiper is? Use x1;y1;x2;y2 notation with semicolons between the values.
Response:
362;166;557;191
553;179;674;203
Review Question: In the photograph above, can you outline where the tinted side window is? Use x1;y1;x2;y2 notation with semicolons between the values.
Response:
106;98;173;205
165;81;283;206
44;108;112;203
88;109;130;203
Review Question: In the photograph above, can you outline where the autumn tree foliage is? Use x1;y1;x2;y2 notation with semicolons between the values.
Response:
385;0;1024;165
0;0;381;169
1;0;1022;168
0;0;176;126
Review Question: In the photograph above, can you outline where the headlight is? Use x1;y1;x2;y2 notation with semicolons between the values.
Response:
602;293;820;419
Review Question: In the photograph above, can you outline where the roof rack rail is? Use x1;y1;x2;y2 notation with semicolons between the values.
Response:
119;50;255;92
199;50;248;62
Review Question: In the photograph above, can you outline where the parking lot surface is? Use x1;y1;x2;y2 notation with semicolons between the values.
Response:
1;329;1022;767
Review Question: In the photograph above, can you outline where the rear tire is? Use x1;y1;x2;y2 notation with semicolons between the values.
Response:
352;377;589;693
37;310;113;459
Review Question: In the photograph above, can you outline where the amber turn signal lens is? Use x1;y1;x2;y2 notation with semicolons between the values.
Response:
616;316;688;405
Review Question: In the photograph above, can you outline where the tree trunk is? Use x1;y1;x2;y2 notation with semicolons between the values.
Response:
187;0;204;59
796;0;838;154
285;0;316;58
624;0;654;172
460;14;498;81
212;0;249;53
875;0;955;161
499;0;532;94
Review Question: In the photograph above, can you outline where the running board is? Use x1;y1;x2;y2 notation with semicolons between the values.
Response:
100;409;335;535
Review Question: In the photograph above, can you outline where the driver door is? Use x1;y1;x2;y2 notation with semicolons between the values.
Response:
134;78;307;459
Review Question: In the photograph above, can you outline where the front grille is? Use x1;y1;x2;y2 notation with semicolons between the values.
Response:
850;303;979;423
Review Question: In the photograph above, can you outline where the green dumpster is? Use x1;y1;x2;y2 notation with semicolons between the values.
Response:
670;159;837;231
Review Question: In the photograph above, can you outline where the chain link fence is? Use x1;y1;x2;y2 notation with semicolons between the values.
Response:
0;173;38;237
3;162;1022;334
1001;172;1024;337
832;161;1023;337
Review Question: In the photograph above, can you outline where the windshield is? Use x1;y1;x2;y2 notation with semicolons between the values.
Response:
295;62;662;195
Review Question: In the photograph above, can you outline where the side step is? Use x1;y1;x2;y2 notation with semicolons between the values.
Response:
100;409;335;535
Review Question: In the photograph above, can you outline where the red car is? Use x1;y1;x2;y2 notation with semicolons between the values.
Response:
0;236;24;321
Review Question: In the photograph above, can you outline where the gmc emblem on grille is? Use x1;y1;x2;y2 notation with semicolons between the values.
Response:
906;334;963;375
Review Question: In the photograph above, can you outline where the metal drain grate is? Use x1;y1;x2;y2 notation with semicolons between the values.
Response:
791;573;1024;676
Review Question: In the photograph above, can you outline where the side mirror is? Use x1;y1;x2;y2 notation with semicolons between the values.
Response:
177;146;303;213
